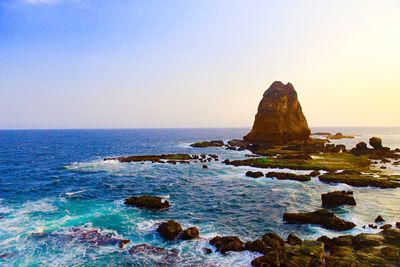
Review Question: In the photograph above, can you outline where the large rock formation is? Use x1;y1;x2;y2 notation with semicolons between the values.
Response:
244;81;310;144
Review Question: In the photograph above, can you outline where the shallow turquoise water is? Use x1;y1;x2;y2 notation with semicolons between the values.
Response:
1;128;400;266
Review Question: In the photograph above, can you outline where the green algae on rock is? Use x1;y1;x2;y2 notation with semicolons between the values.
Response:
190;140;224;147
319;173;400;188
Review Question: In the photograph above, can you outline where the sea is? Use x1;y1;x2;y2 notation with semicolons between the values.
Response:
1;127;400;266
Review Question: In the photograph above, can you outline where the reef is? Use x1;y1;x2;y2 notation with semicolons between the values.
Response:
190;140;224;147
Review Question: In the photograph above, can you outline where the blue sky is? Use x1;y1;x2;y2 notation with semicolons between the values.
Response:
1;0;400;129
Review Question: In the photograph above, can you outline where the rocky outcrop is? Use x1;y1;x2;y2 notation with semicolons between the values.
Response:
124;196;170;210
266;172;311;182
319;173;400;188
181;227;200;240
209;236;245;254
156;220;183;240
244;81;310;144
245;171;264;178
190;140;224;148
321;191;356;207
283;209;356;231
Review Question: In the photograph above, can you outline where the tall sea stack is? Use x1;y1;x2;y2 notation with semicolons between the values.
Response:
244;81;310;144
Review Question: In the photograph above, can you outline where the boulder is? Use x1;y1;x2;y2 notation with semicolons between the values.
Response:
243;81;311;144
283;209;356;231
181;227;199;240
369;137;383;150
375;215;385;223
321;191;356;207
124;196;170;210
209;236;244;254
156;220;183;240
245;171;264;178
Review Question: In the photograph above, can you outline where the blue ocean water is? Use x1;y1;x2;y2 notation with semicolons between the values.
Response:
1;128;400;266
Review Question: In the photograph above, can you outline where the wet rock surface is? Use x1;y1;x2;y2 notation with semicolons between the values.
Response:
245;171;264;178
124;196;170;210
156;220;183;240
321;191;356;207
265;171;311;182
283;209;356;231
209;236;245;254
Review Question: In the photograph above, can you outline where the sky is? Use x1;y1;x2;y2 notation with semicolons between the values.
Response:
1;0;400;129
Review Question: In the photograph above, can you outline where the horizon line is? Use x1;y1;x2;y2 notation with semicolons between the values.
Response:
1;126;400;131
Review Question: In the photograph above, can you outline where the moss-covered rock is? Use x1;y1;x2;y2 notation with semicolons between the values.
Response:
319;173;400;188
190;140;224;147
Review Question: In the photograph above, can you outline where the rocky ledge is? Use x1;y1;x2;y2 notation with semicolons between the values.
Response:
124;196;170;210
321;191;356;207
190;140;224;147
266;171;311;182
283;209;356;231
105;153;218;164
319;172;400;188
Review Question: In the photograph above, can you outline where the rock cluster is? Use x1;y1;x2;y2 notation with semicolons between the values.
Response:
244;81;311;144
190;140;224;148
156;220;199;241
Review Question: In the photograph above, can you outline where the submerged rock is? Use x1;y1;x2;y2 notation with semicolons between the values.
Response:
321;191;356;207
157;220;183;240
243;81;311;144
265;171;311;182
124;196;170;210
327;132;354;139
209;236;244;254
190;140;224;147
283;209;356;231
245;171;264;178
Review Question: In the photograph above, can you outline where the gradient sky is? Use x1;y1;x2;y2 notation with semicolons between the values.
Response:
1;0;400;129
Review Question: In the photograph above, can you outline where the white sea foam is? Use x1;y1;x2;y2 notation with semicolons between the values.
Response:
65;190;86;196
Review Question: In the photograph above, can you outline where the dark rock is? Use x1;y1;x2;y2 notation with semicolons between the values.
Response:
321;191;356;207
287;233;302;246
226;146;237;151
156;220;183;240
124;196;170;210
283;209;356;231
375;215;385;223
266;171;311;182
245;239;272;254
251;251;281;267
317;236;332;249
191;140;224;147
245;171;264;178
243;81;310;144
380;224;392;230
119;239;131;249
350;142;371;155
203;247;212;254
396;222;400;229
106;153;194;163
319;173;400;188
310;170;321;177
202;165;208;169
209;236;244;254
181;227;199;240
370;137;383;150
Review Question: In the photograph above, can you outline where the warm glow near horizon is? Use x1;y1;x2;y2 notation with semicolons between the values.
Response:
1;0;400;129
